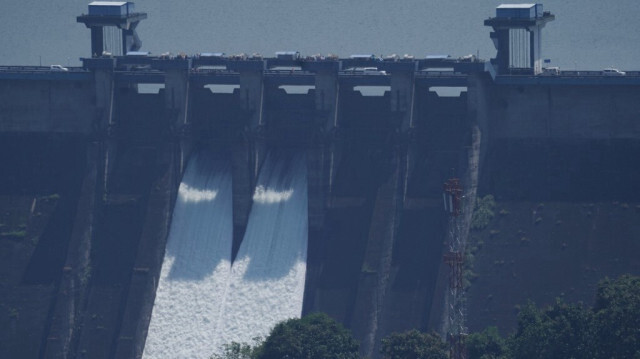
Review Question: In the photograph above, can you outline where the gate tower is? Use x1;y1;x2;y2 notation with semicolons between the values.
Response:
485;4;554;75
77;1;147;57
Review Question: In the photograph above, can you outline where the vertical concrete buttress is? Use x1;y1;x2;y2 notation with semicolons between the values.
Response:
390;64;419;214
238;70;266;182
315;70;340;133
303;141;326;315
47;62;123;359
164;68;193;175
306;144;326;231
390;67;416;133
311;70;340;224
43;144;100;359
315;69;342;195
232;69;266;256
351;147;404;358
41;67;115;358
238;70;264;131
303;70;340;313
351;66;418;358
231;139;253;258
113;143;177;359
94;67;117;195
389;66;418;203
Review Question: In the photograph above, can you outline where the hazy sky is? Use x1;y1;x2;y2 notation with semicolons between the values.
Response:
1;0;638;70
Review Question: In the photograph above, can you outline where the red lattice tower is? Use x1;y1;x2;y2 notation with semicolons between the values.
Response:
443;177;466;359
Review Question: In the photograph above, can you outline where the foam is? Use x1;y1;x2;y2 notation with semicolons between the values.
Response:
143;153;233;359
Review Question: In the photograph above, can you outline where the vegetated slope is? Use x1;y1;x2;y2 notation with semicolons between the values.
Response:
466;139;640;333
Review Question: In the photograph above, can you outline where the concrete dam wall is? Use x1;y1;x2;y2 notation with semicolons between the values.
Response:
0;71;639;358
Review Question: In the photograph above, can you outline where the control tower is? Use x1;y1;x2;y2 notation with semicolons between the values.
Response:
77;1;147;57
485;4;554;75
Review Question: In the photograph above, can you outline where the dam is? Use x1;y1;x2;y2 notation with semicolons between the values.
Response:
1;2;639;358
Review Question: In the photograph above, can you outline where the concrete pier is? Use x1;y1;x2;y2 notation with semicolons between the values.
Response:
113;143;176;359
389;62;417;132
162;61;192;174
237;65;265;130
231;141;253;259
42;143;100;359
351;146;403;358
313;67;340;132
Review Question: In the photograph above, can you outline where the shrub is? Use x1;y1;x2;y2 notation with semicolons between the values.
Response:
471;195;496;230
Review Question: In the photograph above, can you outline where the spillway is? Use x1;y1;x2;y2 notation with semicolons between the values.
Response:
216;151;309;348
143;152;233;359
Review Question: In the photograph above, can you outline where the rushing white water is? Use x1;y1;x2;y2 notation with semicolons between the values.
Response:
216;151;308;348
143;152;233;359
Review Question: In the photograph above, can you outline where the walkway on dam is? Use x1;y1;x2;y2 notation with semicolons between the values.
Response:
2;59;640;86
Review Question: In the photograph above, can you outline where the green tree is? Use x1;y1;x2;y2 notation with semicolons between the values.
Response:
258;312;359;359
592;275;640;358
509;300;595;359
471;195;496;230
380;329;447;359
466;275;640;359
211;338;263;359
467;326;507;359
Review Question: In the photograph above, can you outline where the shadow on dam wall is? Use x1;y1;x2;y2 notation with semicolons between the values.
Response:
307;140;387;324
483;138;640;202
0;134;87;358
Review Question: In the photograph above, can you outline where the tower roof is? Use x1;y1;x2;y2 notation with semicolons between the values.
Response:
497;4;536;9
89;1;128;6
